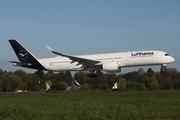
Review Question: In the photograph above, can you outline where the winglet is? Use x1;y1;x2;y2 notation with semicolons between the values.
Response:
46;46;63;56
46;46;55;52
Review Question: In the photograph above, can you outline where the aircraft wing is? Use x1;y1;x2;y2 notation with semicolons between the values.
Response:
46;46;101;66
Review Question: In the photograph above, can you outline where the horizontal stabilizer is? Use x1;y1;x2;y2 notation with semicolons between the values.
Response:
7;60;32;66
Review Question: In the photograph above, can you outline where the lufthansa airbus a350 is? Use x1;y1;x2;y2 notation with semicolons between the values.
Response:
8;39;175;78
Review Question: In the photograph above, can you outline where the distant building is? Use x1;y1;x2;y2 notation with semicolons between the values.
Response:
16;90;23;93
46;83;51;91
66;80;81;90
112;83;118;90
16;90;28;93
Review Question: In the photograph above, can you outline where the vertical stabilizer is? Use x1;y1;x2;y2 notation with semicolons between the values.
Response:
9;39;46;70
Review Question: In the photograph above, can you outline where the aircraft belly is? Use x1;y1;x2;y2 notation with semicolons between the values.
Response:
45;62;84;71
44;62;70;71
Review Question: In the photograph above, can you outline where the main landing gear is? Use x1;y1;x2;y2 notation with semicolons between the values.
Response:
86;71;98;78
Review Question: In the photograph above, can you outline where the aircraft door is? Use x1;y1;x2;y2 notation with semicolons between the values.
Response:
125;53;129;61
155;53;159;59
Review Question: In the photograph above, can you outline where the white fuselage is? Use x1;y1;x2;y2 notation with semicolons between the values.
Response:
38;50;174;72
8;40;175;73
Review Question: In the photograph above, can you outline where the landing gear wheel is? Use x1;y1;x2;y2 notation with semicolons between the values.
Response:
86;73;97;78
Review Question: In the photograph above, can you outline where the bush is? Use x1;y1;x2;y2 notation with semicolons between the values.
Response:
57;81;68;91
148;81;159;90
126;81;136;91
101;84;109;91
0;78;4;91
146;75;159;90
117;78;126;91
4;75;22;92
80;83;92;91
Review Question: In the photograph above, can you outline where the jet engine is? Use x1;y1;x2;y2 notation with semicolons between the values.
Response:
101;62;121;73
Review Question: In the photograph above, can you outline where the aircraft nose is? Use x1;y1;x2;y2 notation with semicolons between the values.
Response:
170;56;175;62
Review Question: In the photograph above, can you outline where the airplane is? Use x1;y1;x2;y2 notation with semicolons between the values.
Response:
8;39;175;78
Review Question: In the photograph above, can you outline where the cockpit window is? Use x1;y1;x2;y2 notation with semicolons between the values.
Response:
165;54;169;56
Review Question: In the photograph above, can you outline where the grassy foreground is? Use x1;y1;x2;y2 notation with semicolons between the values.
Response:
0;91;180;120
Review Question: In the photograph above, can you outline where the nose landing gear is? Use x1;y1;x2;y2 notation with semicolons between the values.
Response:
161;64;167;72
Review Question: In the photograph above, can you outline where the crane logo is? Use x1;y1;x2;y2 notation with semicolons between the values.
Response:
18;50;28;60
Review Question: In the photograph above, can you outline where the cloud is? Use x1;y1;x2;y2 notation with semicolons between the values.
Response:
138;21;180;30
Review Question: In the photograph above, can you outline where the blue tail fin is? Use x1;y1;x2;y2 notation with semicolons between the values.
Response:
9;39;46;70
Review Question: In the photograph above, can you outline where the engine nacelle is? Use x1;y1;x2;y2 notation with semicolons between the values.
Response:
102;62;121;73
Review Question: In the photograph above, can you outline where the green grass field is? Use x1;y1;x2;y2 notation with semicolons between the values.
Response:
0;91;180;120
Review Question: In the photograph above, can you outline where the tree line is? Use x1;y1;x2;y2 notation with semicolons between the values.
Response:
0;66;180;92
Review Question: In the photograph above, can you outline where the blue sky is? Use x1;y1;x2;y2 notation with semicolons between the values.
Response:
0;0;180;73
